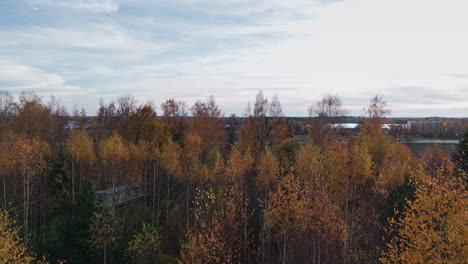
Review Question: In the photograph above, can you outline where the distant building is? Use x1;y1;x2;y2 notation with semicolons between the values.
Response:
330;123;408;131
64;120;79;130
64;119;91;130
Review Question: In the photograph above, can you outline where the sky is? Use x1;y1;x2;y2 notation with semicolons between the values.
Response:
0;0;467;117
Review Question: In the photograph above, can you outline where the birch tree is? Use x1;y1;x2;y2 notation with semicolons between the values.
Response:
65;130;96;203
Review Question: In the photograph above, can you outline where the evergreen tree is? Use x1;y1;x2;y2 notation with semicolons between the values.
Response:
452;128;468;176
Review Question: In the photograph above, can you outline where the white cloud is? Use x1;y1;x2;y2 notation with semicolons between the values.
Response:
87;66;115;75
0;62;88;96
3;0;467;116
151;0;324;17
138;0;468;116
1;24;171;59
30;0;119;13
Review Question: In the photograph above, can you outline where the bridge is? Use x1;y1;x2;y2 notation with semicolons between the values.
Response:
95;184;145;207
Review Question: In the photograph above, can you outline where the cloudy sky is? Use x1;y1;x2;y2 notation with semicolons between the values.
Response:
0;0;467;117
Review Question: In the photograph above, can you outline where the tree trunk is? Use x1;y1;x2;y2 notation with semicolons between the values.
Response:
79;162;82;192
23;169;28;244
185;172;190;226
153;162;156;224
157;176;161;227
104;246;107;264
72;159;76;204
186;181;189;226
326;241;329;264
243;191;249;263
260;216;264;264
26;175;30;245
144;162;147;211
282;232;287;264
318;244;321;264
313;238;316;264
112;160;116;207
350;185;358;263
344;180;350;264
3;175;6;209
166;171;170;224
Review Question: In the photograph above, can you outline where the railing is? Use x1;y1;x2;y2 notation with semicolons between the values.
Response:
95;184;145;207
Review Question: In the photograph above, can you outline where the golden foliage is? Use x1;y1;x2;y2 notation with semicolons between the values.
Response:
0;136;14;175
160;140;182;179
381;176;467;264
0;209;34;263
186;96;226;154
376;143;412;195
65;130;96;164
420;145;454;178
348;143;373;186
295;142;321;187
0;209;48;263
179;186;247;264
183;131;202;158
13;136;50;177
225;144;253;186
264;174;346;262
264;174;309;237
321;139;350;201
238;119;257;154
89;209;120;250
256;146;279;192
100;133;129;162
14;93;51;140
206;147;225;184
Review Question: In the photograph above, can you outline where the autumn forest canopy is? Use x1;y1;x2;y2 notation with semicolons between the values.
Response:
0;91;466;264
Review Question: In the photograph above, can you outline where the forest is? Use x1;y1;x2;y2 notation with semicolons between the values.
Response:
0;91;466;264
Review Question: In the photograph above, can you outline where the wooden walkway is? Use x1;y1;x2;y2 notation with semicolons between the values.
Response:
95;184;145;206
